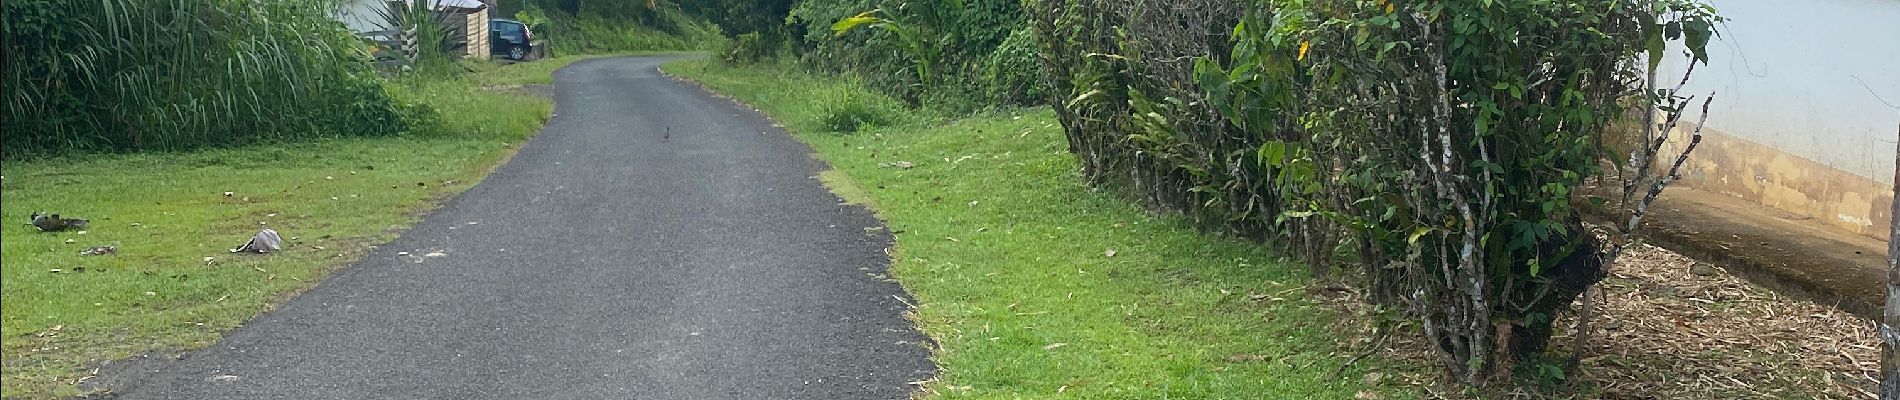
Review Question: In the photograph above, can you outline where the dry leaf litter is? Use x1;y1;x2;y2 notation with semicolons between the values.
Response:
1321;243;1875;399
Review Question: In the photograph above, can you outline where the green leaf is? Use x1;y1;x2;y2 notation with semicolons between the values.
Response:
1257;140;1289;167
1376;41;1400;60
1644;22;1665;72
1067;89;1107;109
1407;226;1433;244
1471;159;1504;174
1683;19;1712;64
832;11;889;36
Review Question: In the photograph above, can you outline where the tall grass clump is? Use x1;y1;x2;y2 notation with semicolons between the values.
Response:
816;82;903;133
2;0;410;157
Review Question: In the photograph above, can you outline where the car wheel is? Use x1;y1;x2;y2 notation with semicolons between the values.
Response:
508;45;527;61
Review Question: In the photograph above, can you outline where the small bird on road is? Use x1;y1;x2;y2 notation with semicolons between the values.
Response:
663;126;671;143
29;212;87;232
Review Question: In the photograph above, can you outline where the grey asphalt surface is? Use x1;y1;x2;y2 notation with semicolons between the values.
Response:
103;56;934;399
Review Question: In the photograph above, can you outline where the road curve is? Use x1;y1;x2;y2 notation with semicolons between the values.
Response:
104;56;934;399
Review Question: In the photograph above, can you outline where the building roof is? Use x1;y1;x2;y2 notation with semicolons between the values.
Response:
432;0;487;11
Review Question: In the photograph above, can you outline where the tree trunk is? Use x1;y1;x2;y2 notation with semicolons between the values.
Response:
1882;122;1899;399
1508;228;1605;360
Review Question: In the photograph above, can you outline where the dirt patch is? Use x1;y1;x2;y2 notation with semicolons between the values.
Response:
76;350;185;398
1560;244;1875;399
817;169;879;211
1637;186;1886;319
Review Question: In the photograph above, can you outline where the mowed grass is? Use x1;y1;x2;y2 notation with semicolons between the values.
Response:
0;61;561;398
664;60;1419;399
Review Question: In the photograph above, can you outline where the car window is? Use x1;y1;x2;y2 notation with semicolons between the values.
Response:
506;24;524;35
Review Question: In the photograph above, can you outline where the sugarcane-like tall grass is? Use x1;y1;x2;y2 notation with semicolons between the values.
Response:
2;0;410;157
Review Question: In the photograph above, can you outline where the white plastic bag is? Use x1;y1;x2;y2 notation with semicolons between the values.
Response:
231;228;282;253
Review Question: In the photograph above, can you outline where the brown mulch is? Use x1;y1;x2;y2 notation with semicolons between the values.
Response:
1323;243;1878;399
1562;243;1876;399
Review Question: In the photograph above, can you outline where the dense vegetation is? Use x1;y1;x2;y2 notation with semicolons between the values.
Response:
684;0;1042;112
0;0;708;159
1;0;411;157
502;0;717;55
685;0;1723;388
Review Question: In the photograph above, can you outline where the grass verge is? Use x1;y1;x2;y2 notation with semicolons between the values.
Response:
0;60;565;398
662;60;1419;399
460;52;702;87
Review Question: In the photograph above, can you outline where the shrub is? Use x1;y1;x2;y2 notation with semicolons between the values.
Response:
1032;0;1721;385
790;0;1029;110
720;32;780;64
534;7;716;55
1208;0;1721;384
983;27;1046;106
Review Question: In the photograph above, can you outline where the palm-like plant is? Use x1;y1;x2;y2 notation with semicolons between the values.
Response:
367;0;464;65
830;0;964;88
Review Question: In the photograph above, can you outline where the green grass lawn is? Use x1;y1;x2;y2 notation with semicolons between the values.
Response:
0;59;571;398
663;60;1420;399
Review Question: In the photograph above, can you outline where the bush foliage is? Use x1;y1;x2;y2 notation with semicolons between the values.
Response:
1035;0;1721;384
520;3;716;55
701;0;1046;108
983;27;1046;106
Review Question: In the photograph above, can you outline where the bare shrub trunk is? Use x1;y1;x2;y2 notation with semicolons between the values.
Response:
1881;122;1899;399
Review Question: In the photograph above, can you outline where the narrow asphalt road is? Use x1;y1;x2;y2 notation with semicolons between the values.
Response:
104;56;934;399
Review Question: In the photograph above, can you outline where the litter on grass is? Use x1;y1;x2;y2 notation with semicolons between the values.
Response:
29;212;88;232
230;228;282;253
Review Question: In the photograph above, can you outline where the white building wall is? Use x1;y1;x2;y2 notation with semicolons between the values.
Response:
338;0;393;34
1655;0;1900;239
1661;0;1900;182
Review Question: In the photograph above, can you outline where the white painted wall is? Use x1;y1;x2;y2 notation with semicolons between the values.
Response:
338;0;394;34
1660;0;1900;183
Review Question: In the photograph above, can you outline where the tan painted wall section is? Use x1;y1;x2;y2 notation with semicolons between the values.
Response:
1667;124;1893;241
462;9;489;60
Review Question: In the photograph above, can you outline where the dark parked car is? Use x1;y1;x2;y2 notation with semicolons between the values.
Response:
490;19;534;61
